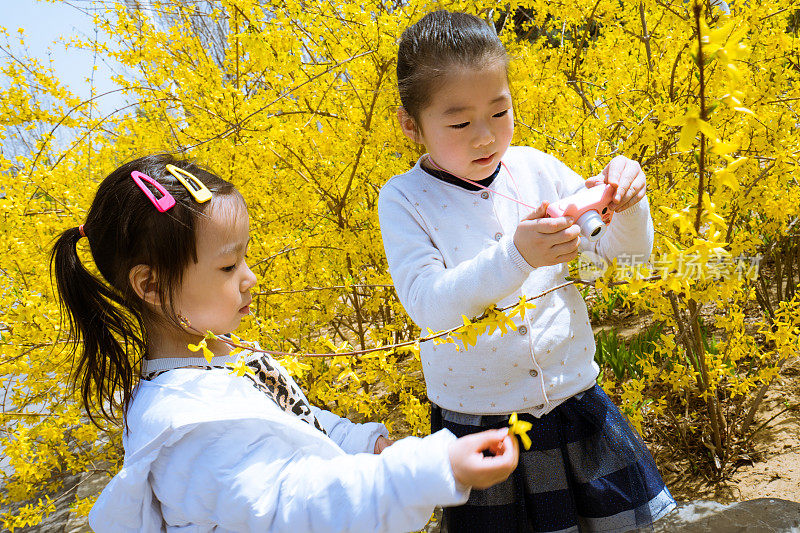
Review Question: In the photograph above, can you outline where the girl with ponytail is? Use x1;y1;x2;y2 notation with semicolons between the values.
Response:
52;154;518;532
51;154;239;426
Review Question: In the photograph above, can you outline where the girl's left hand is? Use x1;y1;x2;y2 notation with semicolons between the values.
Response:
585;155;646;212
374;435;395;454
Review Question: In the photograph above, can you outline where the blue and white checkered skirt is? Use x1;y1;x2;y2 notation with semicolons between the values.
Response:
431;385;676;532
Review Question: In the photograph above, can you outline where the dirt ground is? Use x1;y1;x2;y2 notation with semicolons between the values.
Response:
659;354;800;503
592;299;800;504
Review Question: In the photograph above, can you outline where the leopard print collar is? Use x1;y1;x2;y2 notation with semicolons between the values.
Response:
142;351;327;434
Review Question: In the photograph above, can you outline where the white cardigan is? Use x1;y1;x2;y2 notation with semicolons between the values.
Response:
378;146;654;416
88;354;468;532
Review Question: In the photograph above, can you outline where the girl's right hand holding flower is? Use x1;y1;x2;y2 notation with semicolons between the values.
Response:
448;428;519;490
513;202;581;268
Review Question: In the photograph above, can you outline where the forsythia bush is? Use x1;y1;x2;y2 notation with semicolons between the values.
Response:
1;0;798;528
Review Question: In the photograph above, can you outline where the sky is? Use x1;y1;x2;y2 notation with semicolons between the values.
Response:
1;0;127;115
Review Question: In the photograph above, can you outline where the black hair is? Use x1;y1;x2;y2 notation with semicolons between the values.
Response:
397;10;509;126
50;154;242;426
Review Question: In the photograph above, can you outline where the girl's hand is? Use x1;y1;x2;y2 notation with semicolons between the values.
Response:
374;436;394;454
448;428;519;490
514;202;581;267
586;155;646;212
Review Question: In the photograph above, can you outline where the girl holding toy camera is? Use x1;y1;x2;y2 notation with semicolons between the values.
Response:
378;10;675;532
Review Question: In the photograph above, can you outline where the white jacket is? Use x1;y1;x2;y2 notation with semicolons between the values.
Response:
378;146;654;416
88;364;468;532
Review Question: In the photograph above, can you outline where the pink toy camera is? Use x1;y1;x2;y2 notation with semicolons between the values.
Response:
546;183;616;242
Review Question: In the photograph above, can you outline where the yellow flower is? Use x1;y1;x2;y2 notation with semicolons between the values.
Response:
227;358;254;378
188;339;214;362
397;342;420;357
665;105;718;151
484;306;518;335
509;296;537;320
508;412;532;451
454;315;479;349
281;356;312;375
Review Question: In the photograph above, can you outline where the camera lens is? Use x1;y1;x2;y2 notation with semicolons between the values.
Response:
577;211;606;242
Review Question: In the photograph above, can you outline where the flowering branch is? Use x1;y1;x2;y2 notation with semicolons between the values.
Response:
187;281;579;360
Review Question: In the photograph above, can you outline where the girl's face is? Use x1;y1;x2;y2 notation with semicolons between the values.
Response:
173;195;257;336
400;63;514;181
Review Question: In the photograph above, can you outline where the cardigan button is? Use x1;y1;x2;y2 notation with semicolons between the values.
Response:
518;325;528;335
494;232;503;241
529;369;538;378
480;191;490;199
535;404;544;410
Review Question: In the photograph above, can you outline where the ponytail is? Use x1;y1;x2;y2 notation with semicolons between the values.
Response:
50;226;145;427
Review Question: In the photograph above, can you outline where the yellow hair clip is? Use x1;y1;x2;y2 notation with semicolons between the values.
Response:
165;164;212;203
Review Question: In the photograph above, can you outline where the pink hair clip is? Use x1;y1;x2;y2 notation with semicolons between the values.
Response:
131;171;176;212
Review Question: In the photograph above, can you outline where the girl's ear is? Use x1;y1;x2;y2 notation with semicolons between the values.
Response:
397;107;421;143
128;264;160;307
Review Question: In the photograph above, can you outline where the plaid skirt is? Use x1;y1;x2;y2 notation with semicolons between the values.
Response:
432;385;676;533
